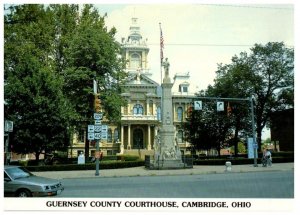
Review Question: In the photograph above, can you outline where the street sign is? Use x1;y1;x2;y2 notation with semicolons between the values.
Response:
101;133;107;140
88;125;94;133
217;102;224;111
88;133;95;140
101;124;108;132
94;125;102;132
194;101;202;110
95;120;102;125
94;113;103;120
94;133;101;140
4;120;13;132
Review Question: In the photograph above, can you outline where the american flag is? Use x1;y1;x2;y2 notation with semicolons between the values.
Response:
160;23;164;65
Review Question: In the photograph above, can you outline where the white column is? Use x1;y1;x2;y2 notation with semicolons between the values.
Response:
147;125;151;150
146;99;149;115
120;125;124;154
127;125;131;150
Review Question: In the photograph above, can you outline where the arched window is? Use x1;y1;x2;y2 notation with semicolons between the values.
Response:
177;107;183;121
133;104;143;115
177;130;184;143
130;53;141;69
157;107;161;121
107;128;112;143
123;105;128;115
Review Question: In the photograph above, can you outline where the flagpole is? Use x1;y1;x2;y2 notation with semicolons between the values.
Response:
159;22;164;124
159;22;163;86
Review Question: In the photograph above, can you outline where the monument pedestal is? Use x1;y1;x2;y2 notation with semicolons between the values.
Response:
149;58;185;170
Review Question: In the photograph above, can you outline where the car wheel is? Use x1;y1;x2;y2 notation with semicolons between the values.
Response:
16;189;32;197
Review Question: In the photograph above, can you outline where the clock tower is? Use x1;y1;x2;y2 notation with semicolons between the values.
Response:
121;18;151;76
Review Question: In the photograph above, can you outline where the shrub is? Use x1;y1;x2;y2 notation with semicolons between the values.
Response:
26;160;144;172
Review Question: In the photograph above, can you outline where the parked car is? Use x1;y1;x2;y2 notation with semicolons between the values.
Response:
4;165;64;197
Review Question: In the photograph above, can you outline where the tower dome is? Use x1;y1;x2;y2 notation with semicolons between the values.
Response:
121;18;150;75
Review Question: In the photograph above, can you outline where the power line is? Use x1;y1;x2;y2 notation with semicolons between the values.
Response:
199;4;293;11
147;43;294;48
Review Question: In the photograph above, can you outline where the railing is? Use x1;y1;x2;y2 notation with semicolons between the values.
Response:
121;115;158;121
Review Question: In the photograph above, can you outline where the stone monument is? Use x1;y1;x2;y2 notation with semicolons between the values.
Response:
151;58;184;169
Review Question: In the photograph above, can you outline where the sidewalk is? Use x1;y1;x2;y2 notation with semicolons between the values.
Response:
33;162;294;179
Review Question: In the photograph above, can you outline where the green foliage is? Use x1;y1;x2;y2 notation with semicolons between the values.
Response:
230;142;247;154
26;160;145;172
185;42;294;155
184;99;232;155
4;4;127;159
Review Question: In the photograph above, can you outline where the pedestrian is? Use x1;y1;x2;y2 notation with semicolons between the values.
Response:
265;149;272;166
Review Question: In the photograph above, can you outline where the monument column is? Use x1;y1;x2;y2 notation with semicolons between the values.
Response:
152;58;183;169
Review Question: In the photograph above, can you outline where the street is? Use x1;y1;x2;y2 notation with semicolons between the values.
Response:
55;170;293;198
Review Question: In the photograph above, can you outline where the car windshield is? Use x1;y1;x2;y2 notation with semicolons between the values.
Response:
5;167;33;180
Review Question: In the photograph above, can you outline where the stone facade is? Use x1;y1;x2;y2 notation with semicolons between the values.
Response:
69;18;197;158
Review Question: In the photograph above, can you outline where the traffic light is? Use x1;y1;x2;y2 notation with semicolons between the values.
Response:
94;94;101;113
187;106;193;118
227;102;232;116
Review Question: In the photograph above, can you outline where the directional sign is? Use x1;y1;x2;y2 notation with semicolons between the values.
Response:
217;102;224;111
194;101;202;110
101;125;108;133
94;133;101;140
94;113;103;120
88;125;94;133
95;120;102;125
101;133;107;140
94;125;102;132
4;120;13;132
88;133;95;140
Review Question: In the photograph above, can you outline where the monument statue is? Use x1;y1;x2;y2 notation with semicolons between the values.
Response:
162;58;170;77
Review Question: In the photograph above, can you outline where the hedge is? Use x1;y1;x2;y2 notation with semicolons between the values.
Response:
193;156;294;165
26;160;144;172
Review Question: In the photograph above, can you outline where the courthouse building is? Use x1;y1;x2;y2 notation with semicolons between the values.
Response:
69;18;197;158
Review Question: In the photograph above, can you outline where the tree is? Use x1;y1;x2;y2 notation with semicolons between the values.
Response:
184;98;232;156
208;42;294;151
4;4;73;161
4;4;127;161
60;4;127;160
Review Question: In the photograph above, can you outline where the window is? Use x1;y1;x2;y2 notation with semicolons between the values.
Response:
177;130;184;143
123;105;128;115
130;53;141;69
114;128;119;143
78;130;85;142
157;107;161;121
177;107;183;121
133;104;143;115
107;128;112;143
179;84;188;93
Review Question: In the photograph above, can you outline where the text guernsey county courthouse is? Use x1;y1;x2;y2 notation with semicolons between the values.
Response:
69;18;198;158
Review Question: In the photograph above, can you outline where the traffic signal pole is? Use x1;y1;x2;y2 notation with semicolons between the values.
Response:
93;79;100;176
194;96;258;167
